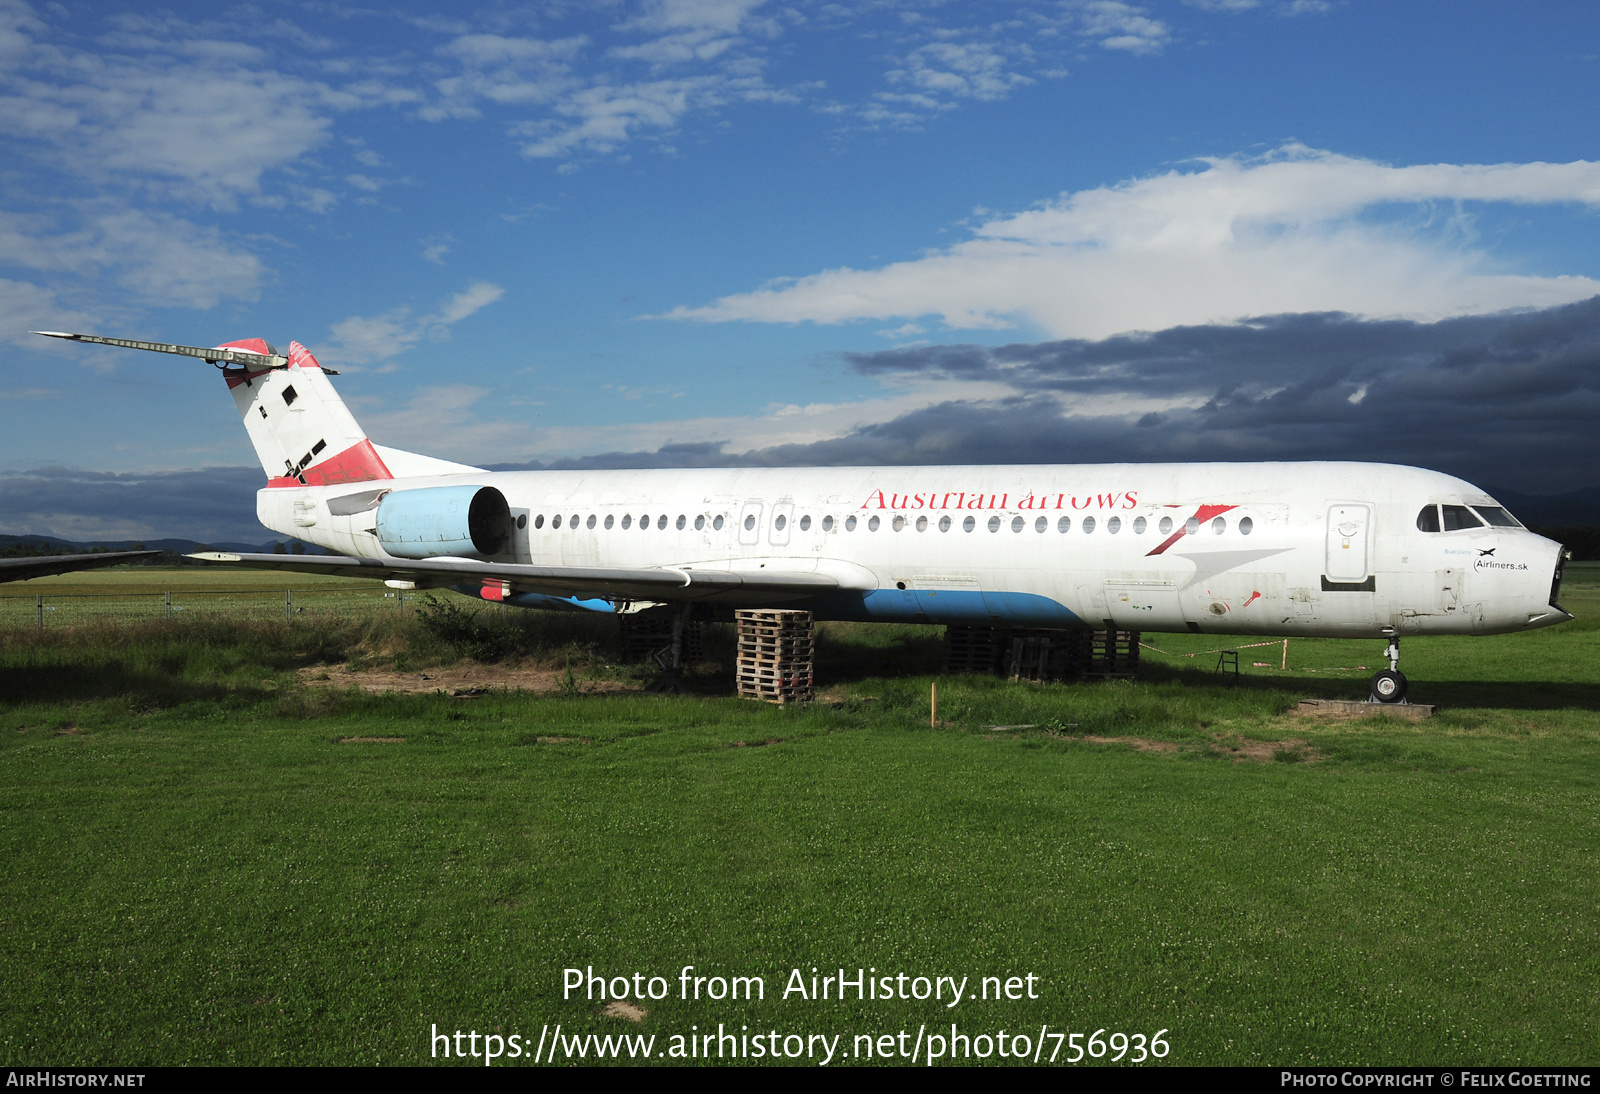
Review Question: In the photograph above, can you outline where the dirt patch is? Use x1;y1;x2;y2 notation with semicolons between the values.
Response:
535;736;591;745
1081;734;1181;754
728;738;782;748
339;737;406;744
1072;733;1321;763
1208;735;1318;763
54;724;81;736
601;1000;647;1022
298;662;638;697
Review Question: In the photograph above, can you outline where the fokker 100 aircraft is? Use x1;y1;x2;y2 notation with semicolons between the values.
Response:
35;331;1573;703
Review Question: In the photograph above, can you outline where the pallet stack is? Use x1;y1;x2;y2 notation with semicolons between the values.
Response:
946;625;1141;682
736;609;814;704
617;612;703;665
1085;628;1140;679
944;625;1005;675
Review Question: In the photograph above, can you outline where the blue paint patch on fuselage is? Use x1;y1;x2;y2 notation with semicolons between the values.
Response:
800;589;1083;628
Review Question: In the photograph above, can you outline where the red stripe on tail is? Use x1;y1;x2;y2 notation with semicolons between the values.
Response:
267;438;393;488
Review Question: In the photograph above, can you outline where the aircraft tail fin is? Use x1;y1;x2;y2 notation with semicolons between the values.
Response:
221;338;393;487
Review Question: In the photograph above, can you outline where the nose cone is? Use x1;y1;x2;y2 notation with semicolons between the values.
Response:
1523;533;1573;629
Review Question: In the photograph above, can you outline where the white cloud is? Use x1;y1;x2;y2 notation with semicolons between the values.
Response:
421;235;452;264
512;75;738;158
0;277;93;346
660;146;1600;339
356;384;526;460
1077;1;1171;54
0;2;398;210
885;40;1034;102
523;374;1023;462
619;0;768;35
321;282;505;368
435;282;506;324
0;207;262;309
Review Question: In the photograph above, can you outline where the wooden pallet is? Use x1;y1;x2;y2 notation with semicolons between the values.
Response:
617;612;702;664
736;609;814;703
944;625;1005;675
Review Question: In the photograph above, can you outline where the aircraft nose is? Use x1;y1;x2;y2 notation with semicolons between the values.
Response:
1527;537;1574;627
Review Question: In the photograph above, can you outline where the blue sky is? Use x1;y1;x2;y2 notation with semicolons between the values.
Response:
4;0;1600;541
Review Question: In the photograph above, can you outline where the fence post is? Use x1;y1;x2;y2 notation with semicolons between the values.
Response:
164;590;172;621
284;588;292;624
36;593;43;633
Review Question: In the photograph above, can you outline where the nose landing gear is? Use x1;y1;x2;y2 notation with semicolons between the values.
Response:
1369;634;1408;704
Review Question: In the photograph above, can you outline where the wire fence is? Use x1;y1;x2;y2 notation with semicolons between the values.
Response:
0;585;424;630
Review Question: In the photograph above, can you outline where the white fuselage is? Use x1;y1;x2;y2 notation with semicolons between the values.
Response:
260;461;1568;639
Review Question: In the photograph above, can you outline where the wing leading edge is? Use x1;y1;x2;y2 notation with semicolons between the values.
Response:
0;551;161;584
190;552;847;606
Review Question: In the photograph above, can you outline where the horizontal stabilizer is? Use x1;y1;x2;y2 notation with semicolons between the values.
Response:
190;552;848;605
32;331;291;369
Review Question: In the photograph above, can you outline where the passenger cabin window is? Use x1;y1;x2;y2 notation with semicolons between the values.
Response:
1442;505;1483;531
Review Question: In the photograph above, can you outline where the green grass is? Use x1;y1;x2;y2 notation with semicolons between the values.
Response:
0;569;1597;1066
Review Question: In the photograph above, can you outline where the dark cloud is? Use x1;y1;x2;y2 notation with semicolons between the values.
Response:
831;298;1600;493
0;465;267;544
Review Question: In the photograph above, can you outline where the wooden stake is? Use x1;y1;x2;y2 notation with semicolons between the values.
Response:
1282;638;1288;671
931;681;938;727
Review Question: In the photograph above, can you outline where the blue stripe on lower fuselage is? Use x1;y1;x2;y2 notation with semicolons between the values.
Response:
456;584;1081;627
801;589;1083;628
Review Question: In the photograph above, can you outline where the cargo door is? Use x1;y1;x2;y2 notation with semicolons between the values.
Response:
1105;580;1185;630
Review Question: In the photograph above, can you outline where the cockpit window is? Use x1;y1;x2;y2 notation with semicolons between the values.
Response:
1441;504;1484;531
1416;505;1440;533
1472;505;1521;528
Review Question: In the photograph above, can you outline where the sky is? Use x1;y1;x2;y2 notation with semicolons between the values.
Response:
2;0;1600;543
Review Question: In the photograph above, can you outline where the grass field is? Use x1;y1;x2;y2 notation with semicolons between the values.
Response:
1;566;1596;1067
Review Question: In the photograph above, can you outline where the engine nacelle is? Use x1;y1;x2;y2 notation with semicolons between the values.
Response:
376;485;511;560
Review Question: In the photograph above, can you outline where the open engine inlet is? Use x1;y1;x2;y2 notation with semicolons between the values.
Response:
376;485;512;560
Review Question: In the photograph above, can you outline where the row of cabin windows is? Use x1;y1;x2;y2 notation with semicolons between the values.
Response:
524;511;1257;537
1415;504;1521;533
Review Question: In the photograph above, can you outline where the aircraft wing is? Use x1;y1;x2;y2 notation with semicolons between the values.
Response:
190;552;847;605
0;550;160;584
